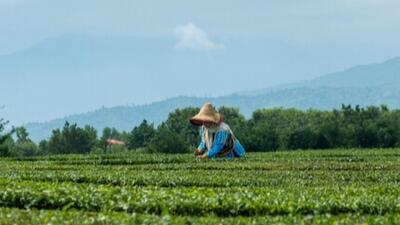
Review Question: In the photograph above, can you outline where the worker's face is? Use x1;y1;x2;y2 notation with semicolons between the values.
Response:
203;122;215;128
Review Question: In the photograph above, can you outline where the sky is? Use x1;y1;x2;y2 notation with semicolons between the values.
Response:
0;0;400;54
1;0;400;125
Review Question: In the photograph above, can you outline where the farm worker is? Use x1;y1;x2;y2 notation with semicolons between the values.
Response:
190;102;245;159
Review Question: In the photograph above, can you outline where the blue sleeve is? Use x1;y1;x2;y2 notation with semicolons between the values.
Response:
207;130;229;158
198;141;206;151
234;140;245;157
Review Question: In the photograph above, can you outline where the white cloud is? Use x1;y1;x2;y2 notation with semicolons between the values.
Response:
174;22;224;51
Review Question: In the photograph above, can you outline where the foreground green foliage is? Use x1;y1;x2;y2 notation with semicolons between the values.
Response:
1;208;400;225
0;149;399;224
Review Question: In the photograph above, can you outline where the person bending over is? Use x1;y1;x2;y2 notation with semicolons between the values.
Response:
190;102;245;159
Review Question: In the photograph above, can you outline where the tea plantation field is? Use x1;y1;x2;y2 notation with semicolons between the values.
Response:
0;149;399;224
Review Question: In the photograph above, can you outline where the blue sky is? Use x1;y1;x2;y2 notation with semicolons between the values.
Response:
1;0;400;125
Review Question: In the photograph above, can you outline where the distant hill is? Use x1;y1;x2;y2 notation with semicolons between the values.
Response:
239;57;400;96
306;57;400;88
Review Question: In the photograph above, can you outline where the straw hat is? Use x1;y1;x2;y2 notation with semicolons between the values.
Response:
190;102;222;126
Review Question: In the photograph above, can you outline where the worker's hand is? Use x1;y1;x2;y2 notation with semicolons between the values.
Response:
194;149;203;156
197;153;208;160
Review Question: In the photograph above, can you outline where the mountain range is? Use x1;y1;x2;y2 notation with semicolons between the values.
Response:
24;56;400;142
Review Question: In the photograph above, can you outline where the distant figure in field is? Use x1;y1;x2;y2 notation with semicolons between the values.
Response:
190;102;245;159
105;138;126;150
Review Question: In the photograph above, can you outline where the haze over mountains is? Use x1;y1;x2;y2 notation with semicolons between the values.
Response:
1;34;397;126
23;56;400;142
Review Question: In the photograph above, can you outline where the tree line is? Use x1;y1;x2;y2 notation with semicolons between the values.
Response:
1;104;400;157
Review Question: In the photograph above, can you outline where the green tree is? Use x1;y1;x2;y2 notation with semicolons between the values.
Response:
38;139;49;154
287;126;317;150
84;125;99;149
243;119;279;151
15;126;30;142
147;124;189;153
218;106;246;139
47;122;97;154
11;127;39;157
163;107;200;147
0;118;14;157
128;119;156;149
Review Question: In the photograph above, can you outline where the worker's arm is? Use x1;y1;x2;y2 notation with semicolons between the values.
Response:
195;126;207;156
197;142;206;151
206;130;229;158
194;139;206;155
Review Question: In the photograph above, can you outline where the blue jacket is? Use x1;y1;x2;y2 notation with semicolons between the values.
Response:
197;122;245;158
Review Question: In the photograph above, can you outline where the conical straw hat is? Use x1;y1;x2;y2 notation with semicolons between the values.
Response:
190;102;222;125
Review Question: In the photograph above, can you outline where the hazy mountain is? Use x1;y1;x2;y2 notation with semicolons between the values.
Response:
239;57;400;96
